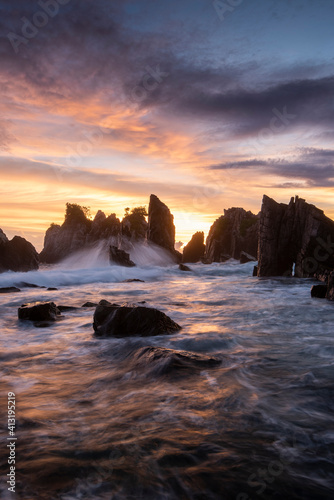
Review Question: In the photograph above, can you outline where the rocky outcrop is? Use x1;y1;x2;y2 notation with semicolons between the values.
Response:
18;302;61;322
182;232;205;263
0;229;39;273
257;195;334;277
179;264;192;272
109;246;136;267
40;206;121;264
147;195;181;262
0;287;21;293
205;208;258;262
93;302;181;337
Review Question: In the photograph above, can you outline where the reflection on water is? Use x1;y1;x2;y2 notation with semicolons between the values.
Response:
0;261;334;499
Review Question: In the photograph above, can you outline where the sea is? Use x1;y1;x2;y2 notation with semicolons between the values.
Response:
0;243;334;500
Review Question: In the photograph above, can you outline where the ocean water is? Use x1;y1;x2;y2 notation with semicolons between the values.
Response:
0;248;334;499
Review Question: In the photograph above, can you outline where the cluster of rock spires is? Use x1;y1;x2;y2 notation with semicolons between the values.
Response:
1;192;334;300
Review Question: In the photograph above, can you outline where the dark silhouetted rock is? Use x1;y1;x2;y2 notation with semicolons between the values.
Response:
131;346;221;375
179;264;192;272
109;246;136;267
82;302;98;308
182;232;205;263
57;305;79;312
0;230;39;273
253;265;258;277
18;302;61;322
40;206;121;264
205;208;258;263
257;195;334;277
47;287;58;291
326;272;334;301
240;251;257;264
311;285;327;298
0;287;21;294
93;303;181;337
147;194;181;262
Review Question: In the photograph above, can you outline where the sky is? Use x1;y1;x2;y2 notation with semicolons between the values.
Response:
1;0;334;250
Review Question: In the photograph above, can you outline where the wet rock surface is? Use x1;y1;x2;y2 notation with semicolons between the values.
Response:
18;302;61;322
93;302;182;337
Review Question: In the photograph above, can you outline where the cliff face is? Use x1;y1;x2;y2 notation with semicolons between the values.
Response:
257;195;334;277
182;232;205;263
0;229;39;273
205;208;258;262
40;211;121;264
147;194;181;262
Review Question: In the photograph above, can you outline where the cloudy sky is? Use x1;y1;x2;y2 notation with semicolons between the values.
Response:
1;0;334;249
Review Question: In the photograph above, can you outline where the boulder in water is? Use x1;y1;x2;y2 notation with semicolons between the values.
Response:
311;285;327;298
18;302;61;322
179;264;192;272
240;251;257;264
93;302;181;337
109;246;136;267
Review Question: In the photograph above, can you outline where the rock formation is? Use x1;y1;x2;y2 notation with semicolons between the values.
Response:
93;301;182;337
109;246;136;267
0;229;39;273
257;195;334;277
205;208;258;262
18;302;61;322
182;232;205;263
40;205;121;263
147;195;181;262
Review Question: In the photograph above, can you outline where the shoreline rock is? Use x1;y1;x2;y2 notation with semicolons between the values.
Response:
0;229;39;273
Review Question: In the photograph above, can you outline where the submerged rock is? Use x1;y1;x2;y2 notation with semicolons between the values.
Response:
18;302;61;322
311;285;327;298
109;246;136;267
0;287;21;294
93;302;181;337
0;230;39;273
182;232;205;263
131;346;221;375
82;302;99;308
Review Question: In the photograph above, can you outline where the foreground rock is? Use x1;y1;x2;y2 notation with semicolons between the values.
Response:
131;346;221;375
93;302;181;337
0;229;39;273
147;194;181;263
182;232;205;263
18;302;61;322
109;246;135;267
205;208;258;262
257;195;334;277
